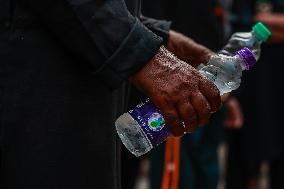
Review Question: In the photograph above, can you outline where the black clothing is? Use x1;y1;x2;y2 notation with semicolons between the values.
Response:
0;0;170;188
143;0;224;51
258;43;284;189
270;156;284;189
226;1;284;189
229;0;284;162
15;0;164;89
225;1;262;188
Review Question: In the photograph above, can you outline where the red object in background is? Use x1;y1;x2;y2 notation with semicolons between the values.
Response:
161;137;181;189
214;4;225;19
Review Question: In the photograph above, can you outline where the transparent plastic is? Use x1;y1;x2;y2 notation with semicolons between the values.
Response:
115;113;153;157
220;31;262;60
199;54;247;95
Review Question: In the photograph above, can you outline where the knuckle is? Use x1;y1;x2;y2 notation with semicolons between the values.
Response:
172;84;189;99
191;91;201;99
159;92;173;104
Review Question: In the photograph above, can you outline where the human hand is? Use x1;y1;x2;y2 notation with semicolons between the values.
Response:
254;13;284;43
131;46;221;136
167;30;214;68
254;12;274;24
224;97;244;129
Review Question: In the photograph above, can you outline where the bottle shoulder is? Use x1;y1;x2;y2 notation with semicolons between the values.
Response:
230;31;261;44
231;32;253;39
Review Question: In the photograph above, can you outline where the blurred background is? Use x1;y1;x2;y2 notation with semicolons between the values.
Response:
121;0;284;189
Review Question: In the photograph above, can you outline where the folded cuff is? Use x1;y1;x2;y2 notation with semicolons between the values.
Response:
94;18;163;89
140;16;172;45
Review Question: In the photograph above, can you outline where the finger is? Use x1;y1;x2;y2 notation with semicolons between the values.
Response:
198;47;214;64
157;100;185;137
199;78;221;113
191;92;211;125
176;99;198;133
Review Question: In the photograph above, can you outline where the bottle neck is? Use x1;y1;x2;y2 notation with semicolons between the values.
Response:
235;52;257;71
235;47;257;70
251;30;263;44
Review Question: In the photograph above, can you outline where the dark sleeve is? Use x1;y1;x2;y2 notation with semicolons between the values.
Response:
140;15;172;45
19;0;163;89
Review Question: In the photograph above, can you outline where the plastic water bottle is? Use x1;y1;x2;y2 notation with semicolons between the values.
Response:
116;48;256;157
219;22;271;60
197;22;270;72
199;47;256;95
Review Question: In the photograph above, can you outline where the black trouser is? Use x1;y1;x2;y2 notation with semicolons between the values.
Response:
225;129;261;189
270;156;284;189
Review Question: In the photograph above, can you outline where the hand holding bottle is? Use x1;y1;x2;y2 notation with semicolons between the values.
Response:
131;46;221;136
117;47;256;157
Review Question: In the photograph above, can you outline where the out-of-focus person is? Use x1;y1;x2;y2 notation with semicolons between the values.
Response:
254;1;284;189
225;1;284;189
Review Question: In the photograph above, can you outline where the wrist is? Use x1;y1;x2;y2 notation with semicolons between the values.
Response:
167;30;214;68
131;46;172;90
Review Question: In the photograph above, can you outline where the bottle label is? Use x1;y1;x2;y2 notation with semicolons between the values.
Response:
128;99;171;147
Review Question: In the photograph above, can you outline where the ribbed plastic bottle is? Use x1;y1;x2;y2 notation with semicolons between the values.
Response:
116;47;256;157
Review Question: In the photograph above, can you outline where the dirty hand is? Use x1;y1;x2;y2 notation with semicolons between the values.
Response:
131;46;221;136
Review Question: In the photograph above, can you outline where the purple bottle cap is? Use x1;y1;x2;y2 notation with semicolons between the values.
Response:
236;47;257;70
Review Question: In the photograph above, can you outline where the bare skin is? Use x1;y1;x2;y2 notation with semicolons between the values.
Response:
167;30;231;102
167;31;242;131
167;30;214;68
254;13;284;43
224;97;244;129
131;46;221;136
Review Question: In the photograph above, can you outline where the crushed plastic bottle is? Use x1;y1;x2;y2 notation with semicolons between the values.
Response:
219;22;271;60
116;48;256;157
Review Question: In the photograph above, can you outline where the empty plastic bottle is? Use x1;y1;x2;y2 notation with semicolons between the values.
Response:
197;22;271;71
116;47;256;157
219;22;271;60
199;47;256;95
